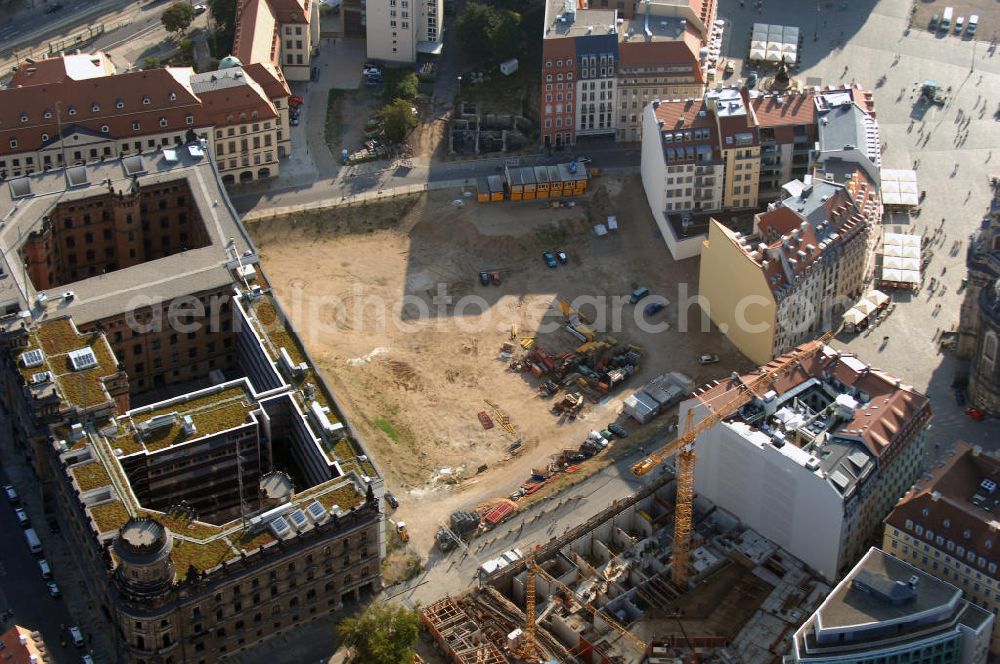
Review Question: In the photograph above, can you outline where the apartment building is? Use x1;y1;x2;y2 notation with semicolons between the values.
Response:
681;340;931;581
701;170;879;363
958;187;1000;414
233;0;320;82
640;84;878;260
539;0;714;149
787;548;993;664
884;442;1000;655
0;52;290;184
365;0;443;62
0;146;385;664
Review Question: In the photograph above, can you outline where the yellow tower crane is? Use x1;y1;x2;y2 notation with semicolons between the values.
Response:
513;553;541;661
631;333;834;589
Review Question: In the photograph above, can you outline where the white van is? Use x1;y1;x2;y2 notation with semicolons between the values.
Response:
24;527;42;554
38;559;51;579
940;6;953;31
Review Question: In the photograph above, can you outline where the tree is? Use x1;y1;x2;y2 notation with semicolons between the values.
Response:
161;2;196;36
389;71;420;102
142;57;164;70
378;98;418;144
207;0;238;33
454;3;496;62
454;4;522;63
337;603;419;664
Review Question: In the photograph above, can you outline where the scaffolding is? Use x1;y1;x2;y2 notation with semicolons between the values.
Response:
420;598;508;664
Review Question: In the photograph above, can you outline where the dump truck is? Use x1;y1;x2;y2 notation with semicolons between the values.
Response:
551;392;584;416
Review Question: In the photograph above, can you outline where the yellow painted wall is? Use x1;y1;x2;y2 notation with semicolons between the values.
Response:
699;220;776;365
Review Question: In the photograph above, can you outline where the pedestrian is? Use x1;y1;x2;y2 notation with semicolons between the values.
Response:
883;336;889;343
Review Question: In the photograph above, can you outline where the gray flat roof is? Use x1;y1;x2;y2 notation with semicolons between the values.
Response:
0;145;256;324
817;548;959;630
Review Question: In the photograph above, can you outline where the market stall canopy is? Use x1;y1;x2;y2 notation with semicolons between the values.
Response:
843;308;867;326
866;290;890;307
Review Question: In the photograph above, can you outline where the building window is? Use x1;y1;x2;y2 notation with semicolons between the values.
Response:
9;139;16;148
142;96;151;105
133;122;141;131
160;117;168;128
101;125;109;133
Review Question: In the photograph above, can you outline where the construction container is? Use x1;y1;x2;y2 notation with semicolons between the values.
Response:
505;165;524;200
476;176;490;203
624;391;659;424
520;167;537;200
534;166;551;199
487;174;504;201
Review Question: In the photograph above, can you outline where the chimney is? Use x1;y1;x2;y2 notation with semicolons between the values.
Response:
931;491;941;501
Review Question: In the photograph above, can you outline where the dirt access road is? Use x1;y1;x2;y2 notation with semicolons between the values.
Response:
248;175;750;555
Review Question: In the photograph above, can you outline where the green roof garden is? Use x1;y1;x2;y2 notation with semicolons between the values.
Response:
113;385;255;455
89;500;130;533
19;318;120;409
70;462;112;493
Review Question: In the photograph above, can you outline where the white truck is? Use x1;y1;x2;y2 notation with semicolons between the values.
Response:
24;527;42;554
940;6;953;31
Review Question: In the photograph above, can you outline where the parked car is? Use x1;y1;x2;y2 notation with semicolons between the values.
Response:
47;581;61;598
289;95;305;107
543;251;558;268
479;271;490;286
629;287;650;304
955;16;964;33
3;484;17;503
746;71;758;89
384;492;399;509
698;354;720;365
599;428;614;442
490;271;502;286
574;156;592;164
724;59;736;74
607;422;628;438
955;388;967;406
193;3;207;14
69;626;84;648
82;656;94;664
15;507;29;527
967;14;978;36
47;516;60;534
289;115;299;126
38;559;52;579
556;250;568;264
929;14;938;31
44;2;64;13
644;301;666;316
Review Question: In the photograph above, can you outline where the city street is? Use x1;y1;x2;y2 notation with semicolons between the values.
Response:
0;409;113;663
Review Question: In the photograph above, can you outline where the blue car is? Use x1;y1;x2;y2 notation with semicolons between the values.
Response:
644;301;666;316
955;389;967;406
543;251;558;268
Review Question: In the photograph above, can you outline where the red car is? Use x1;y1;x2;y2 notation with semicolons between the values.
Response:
490;271;502;286
966;407;985;421
288;95;305;107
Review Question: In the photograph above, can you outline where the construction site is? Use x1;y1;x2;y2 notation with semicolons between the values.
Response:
419;338;841;664
420;467;831;664
249;175;752;554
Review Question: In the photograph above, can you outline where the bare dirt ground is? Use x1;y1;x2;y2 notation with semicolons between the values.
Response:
249;175;752;552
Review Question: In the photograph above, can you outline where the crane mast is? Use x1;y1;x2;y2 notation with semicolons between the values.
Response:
633;334;834;589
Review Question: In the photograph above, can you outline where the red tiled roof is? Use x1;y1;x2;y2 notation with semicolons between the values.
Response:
694;341;930;462
749;90;818;128
245;62;290;99
619;30;702;82
234;0;279;66
886;442;1000;574
197;75;278;126
0;67;203;155
268;0;309;22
